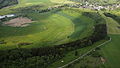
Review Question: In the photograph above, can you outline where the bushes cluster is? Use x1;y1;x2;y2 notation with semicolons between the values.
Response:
15;5;64;14
0;47;64;68
0;40;6;44
0;0;18;9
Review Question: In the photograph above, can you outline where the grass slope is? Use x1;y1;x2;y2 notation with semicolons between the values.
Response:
101;12;120;68
101;35;120;68
101;12;120;34
106;17;120;34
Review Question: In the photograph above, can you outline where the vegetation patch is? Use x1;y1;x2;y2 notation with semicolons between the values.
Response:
0;0;18;9
0;40;6;44
118;26;120;29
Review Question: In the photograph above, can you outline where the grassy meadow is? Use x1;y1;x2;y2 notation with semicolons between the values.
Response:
0;5;94;50
101;35;120;68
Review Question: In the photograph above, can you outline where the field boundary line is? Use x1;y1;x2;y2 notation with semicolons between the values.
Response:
58;38;111;68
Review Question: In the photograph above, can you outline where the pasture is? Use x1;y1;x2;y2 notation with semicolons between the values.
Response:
101;35;120;68
0;8;94;50
1;0;116;68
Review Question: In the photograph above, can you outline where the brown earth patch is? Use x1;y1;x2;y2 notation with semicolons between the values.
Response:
100;57;106;64
3;17;33;27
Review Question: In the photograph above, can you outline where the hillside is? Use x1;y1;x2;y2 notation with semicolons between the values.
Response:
0;0;120;68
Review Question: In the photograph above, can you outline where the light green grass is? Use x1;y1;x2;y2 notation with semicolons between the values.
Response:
105;17;120;34
0;9;94;50
101;35;120;68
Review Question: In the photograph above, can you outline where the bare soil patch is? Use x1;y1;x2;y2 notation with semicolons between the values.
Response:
3;17;33;27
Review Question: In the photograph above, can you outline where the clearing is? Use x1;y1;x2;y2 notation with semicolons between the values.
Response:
3;17;33;27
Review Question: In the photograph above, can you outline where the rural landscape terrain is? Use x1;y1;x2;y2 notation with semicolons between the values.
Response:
0;0;120;68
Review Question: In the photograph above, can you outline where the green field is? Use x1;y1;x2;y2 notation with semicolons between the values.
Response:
101;35;120;68
0;0;94;50
0;0;97;68
0;0;120;68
